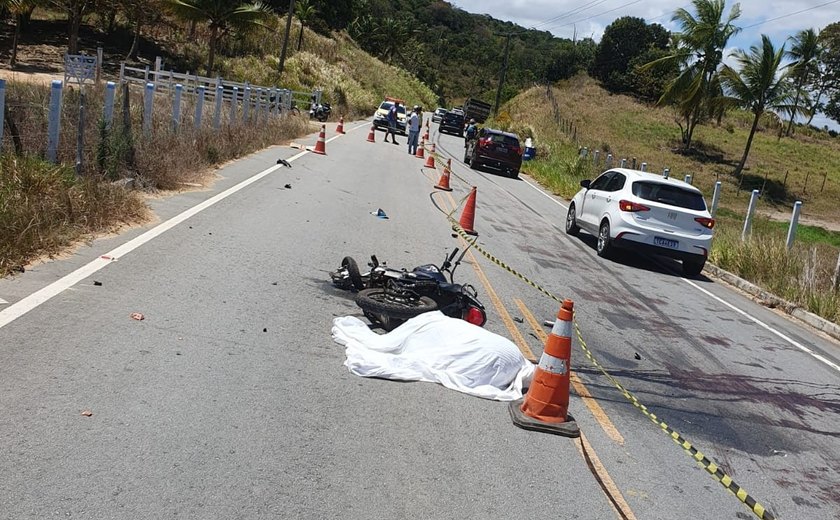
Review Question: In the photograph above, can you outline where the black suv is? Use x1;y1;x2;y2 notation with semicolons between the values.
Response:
439;111;464;136
464;128;522;178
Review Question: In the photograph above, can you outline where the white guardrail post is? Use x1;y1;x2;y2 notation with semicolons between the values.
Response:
143;82;154;135
172;83;182;132
103;81;116;129
786;201;802;250
214;85;223;129
710;181;722;217
741;189;760;241
0;79;5;155
46;80;63;163
195;86;205;129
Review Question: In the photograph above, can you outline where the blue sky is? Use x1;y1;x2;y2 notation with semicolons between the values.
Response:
452;0;840;129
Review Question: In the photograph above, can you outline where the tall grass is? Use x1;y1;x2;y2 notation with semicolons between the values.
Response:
710;219;840;323
0;79;312;276
0;155;148;276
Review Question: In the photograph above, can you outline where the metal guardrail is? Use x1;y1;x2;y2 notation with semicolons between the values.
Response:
118;60;320;112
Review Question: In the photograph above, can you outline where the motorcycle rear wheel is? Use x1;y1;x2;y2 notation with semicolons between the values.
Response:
355;288;437;330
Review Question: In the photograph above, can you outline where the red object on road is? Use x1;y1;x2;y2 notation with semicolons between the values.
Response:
312;125;327;155
457;186;478;236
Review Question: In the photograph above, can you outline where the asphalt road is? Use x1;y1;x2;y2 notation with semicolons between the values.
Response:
0;118;838;520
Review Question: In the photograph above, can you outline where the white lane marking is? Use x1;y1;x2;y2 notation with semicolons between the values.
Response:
517;173;840;372
0;150;309;330
682;277;840;372
0;297;8;305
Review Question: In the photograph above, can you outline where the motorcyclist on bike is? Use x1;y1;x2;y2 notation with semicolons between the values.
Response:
464;118;478;147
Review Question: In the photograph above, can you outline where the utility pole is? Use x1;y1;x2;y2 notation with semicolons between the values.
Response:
278;0;295;75
494;33;512;116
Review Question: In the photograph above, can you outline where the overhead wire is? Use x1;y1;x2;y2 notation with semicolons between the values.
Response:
740;0;840;29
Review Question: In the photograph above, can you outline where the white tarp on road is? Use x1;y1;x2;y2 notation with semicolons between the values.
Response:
331;311;535;401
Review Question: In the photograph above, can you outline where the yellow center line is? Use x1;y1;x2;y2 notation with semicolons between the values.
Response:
438;192;536;363
575;432;639;520
513;297;625;446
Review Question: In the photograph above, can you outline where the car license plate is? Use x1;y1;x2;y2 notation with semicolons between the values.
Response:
497;146;507;153
654;236;678;249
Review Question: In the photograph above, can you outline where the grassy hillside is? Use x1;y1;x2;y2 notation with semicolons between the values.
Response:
501;75;840;223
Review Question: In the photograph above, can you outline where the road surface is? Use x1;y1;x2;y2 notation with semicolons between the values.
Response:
0;119;838;519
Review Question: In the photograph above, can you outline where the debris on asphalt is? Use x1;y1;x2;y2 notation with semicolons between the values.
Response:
130;312;145;321
93;281;103;286
271;282;278;286
284;183;292;189
451;233;458;238
370;208;389;219
543;320;554;327
263;328;267;332
100;256;114;261
276;158;292;168
80;410;93;417
13;266;25;273
513;316;523;323
634;352;642;360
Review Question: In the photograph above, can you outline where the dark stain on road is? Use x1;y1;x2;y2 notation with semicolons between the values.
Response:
700;335;731;347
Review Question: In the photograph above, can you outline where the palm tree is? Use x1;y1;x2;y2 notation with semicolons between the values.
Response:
719;35;790;179
294;0;315;51
784;29;822;136
642;0;741;150
167;0;271;75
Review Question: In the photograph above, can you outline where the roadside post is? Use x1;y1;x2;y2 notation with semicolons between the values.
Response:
213;85;223;129
46;80;63;163
103;81;116;129
663;167;670;179
786;201;802;250
242;86;251;123
143;82;154;136
593;150;600;165
605;153;613;170
0;79;6;155
640;162;647;172
620;158;626;168
195;86;205;129
684;174;692;185
172;83;182;132
229;86;239;124
710;181;722;217
741;189;760;241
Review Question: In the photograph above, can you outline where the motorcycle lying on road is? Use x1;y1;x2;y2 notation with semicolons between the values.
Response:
309;102;332;122
330;247;487;331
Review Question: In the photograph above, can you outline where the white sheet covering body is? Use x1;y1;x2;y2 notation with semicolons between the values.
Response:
331;311;534;401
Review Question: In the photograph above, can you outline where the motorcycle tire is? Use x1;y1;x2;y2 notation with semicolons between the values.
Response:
355;288;437;321
341;256;365;291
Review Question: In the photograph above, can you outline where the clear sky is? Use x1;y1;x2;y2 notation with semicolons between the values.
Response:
451;0;840;129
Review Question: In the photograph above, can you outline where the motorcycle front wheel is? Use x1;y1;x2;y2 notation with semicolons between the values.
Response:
355;288;437;330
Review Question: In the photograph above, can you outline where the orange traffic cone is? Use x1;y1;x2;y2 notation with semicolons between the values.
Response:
311;124;327;155
423;144;436;169
435;159;453;191
415;138;425;159
367;124;376;143
509;299;579;437
456;186;478;235
336;116;345;134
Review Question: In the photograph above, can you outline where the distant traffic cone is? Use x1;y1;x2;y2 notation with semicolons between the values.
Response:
336;116;345;134
435;159;453;191
509;299;579;438
423;144;436;169
456;186;478;235
311;124;327;155
415;138;425;159
367;124;376;143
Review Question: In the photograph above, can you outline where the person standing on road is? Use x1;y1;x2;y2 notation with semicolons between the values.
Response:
384;101;400;144
407;105;421;155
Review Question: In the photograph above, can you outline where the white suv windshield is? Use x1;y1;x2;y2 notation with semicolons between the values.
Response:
632;181;706;211
380;102;406;114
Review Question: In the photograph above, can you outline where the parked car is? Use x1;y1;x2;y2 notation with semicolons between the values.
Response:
439;110;465;136
565;168;714;276
463;128;522;178
432;107;448;123
372;97;407;135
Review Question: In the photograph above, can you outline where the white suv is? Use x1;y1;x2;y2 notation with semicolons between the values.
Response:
565;168;714;276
